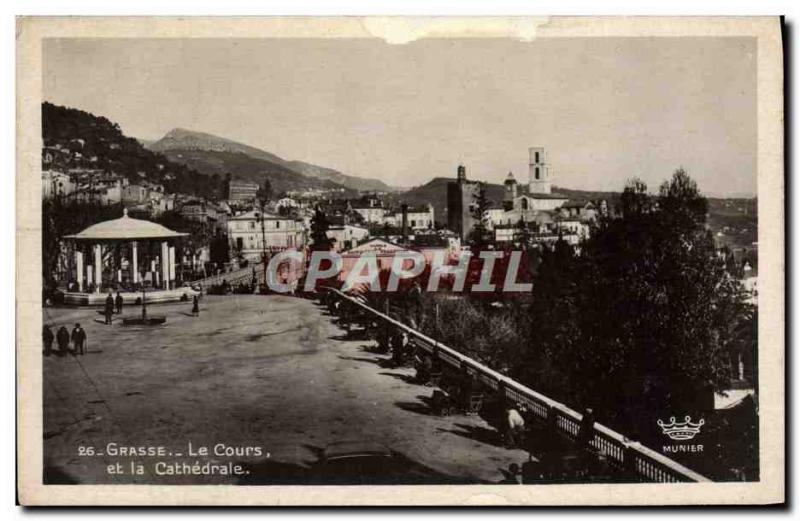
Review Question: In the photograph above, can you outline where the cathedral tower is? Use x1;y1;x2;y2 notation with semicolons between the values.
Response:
528;147;551;194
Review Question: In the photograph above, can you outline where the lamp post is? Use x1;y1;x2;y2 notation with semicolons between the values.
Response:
256;180;272;292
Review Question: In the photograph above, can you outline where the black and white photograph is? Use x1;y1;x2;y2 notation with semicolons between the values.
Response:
15;15;785;506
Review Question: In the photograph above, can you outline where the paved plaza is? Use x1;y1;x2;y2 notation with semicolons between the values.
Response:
43;295;529;485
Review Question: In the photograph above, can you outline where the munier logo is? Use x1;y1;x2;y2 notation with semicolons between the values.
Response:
657;416;705;441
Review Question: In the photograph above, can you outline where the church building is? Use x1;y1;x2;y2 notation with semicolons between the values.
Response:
447;147;571;242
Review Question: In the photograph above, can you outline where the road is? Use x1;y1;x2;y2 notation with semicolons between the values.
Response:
43;295;529;484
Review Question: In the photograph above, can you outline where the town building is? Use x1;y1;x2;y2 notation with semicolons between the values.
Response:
122;184;150;205
226;210;306;262
42;170;76;199
338;238;415;282
72;175;127;205
276;197;299;211
228;180;260;202
179;200;221;223
387;204;435;231
326;222;371;252
351;196;387;224
410;233;461;264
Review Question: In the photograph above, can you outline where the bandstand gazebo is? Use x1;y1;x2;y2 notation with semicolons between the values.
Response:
62;208;190;306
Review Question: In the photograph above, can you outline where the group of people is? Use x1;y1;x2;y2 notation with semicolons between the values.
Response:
103;291;125;324
500;406;609;484
43;323;86;356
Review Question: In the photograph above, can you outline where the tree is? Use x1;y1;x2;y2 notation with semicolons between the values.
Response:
257;179;273;204
223;173;232;199
255;179;273;283
514;218;532;250
309;206;334;251
468;182;491;250
42;198;125;289
520;169;752;440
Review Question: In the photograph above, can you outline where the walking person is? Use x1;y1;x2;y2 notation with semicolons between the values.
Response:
115;291;124;314
191;294;199;317
391;331;408;367
56;325;70;356
104;291;114;325
43;325;54;356
71;323;87;356
459;367;474;412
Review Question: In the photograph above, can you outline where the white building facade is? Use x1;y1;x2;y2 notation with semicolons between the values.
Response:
227;210;307;262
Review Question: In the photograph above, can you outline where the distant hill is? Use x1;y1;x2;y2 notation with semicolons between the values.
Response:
286;159;395;193
156;148;355;196
135;137;157;148
42;102;221;198
149;128;396;193
150;128;287;164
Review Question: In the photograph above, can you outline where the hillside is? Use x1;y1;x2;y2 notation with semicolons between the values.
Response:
42;102;220;198
156;148;356;196
150;128;287;165
149;128;395;192
287;160;395;193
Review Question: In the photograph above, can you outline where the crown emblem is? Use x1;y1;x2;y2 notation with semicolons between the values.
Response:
657;416;705;440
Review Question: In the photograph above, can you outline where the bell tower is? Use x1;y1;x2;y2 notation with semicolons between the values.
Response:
528;147;551;194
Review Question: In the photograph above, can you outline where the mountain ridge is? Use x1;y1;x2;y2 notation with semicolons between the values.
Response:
148;128;397;193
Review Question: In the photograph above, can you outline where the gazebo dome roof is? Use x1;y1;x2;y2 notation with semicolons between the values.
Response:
64;208;188;241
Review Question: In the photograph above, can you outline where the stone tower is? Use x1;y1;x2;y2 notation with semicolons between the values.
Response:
503;172;517;210
528;147;551;194
447;164;478;241
457;164;467;184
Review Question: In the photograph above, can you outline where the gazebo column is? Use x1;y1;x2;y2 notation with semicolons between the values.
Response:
161;241;169;290
131;241;139;285
75;249;84;292
94;244;102;293
169;246;176;288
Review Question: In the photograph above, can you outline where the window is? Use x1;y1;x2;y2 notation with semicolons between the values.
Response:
535;152;540;163
521;198;529;210
249;222;255;230
535;167;540;180
276;221;280;229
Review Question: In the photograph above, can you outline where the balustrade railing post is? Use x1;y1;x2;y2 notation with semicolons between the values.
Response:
497;380;507;410
623;444;640;482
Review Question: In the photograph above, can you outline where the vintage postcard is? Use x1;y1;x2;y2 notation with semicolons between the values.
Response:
16;16;784;505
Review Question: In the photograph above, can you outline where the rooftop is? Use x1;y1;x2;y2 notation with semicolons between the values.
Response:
63;209;187;241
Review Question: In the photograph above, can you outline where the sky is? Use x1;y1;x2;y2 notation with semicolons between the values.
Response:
43;37;757;196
